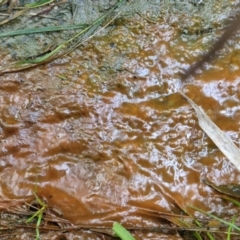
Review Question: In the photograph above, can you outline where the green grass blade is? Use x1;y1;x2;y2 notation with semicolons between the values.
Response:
112;222;135;240
0;0;126;72
227;215;237;240
25;209;42;223
18;0;125;65
192;232;203;240
32;192;45;207
206;232;215;240
26;193;46;240
221;196;240;207
36;211;43;240
189;205;240;232
0;24;87;38
177;218;203;240
194;220;215;240
18;43;64;64
25;0;54;8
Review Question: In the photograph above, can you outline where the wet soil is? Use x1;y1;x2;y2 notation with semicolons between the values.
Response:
0;0;240;239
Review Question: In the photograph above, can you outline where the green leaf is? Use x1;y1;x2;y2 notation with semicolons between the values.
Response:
112;222;135;240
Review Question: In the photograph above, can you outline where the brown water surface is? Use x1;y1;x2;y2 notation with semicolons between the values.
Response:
0;13;240;240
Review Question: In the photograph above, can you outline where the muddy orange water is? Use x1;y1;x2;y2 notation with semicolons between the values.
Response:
0;15;240;239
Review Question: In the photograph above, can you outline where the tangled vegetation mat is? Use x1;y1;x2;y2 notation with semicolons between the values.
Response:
0;0;240;239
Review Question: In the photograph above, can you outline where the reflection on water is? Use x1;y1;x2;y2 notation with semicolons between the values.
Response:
0;10;240;240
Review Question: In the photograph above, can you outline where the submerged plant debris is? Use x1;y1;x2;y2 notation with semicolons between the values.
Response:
0;0;240;239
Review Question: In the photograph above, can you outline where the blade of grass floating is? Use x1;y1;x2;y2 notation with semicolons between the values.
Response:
112;222;136;240
227;215;237;240
179;91;240;172
0;24;88;38
189;205;240;232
